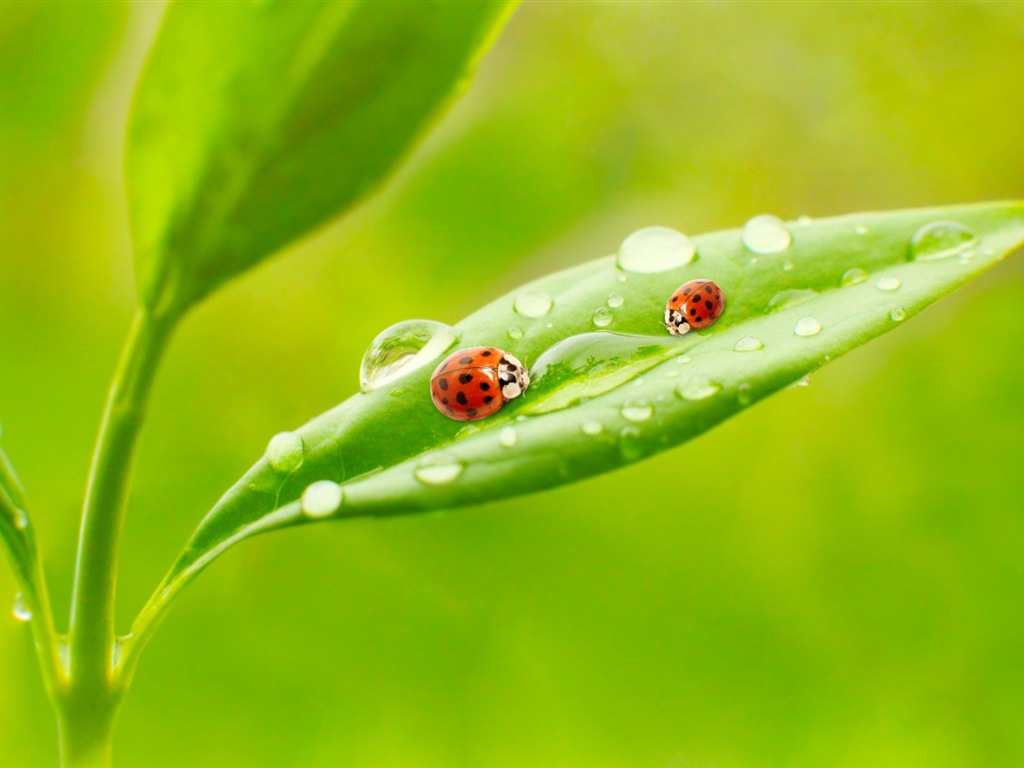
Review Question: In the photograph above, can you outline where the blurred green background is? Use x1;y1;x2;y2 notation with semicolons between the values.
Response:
2;2;1023;766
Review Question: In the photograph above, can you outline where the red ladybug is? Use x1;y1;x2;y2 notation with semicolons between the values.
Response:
430;347;530;421
664;279;725;335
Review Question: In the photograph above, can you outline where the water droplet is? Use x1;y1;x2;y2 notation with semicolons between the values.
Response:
14;508;28;531
876;276;901;291
742;214;792;254
788;375;811;389
301;480;343;519
508;326;523;340
592;307;613;328
664;370;680;379
413;459;464;486
841;268;868;287
675;355;691;365
620;400;653;423
516;415;528;423
618;274;628;283
794;317;822;337
618;426;646;462
12;593;30;622
733;336;764;352
498;427;517;448
782;260;794;272
768;288;818;311
607;292;624;309
266;431;304;473
796;215;813;227
675;376;721;401
359;320;457;392
616;226;696;273
909;221;979;261
514;290;553;318
633;377;645;388
59;638;70;671
581;420;603;436
737;383;753;405
889;307;907;322
855;224;869;235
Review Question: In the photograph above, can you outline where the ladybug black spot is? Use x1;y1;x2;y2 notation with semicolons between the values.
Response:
483;396;493;404
481;350;492;357
466;408;478;417
458;373;473;384
689;309;696;316
459;356;473;365
705;300;713;310
705;285;714;294
683;287;692;295
437;378;448;391
479;382;491;391
673;295;681;303
456;391;468;406
442;397;449;405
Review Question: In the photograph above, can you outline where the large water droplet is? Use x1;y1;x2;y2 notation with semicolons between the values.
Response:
581;420;603;436
507;326;523;340
742;214;792;254
413;459;464;486
360;320;457;392
592;307;613;328
675;376;721;401
841;268;868;287
266;431;304;473
513;290;553;318
768;288;817;311
620;400;653;423
794;317;822;337
733;336;764;352
616;226;696;273
889;307;907;322
301;480;343;519
618;426;646;462
909;221;979;261
12;593;30;622
14;508;28;531
876;276;901;291
607;292;624;308
498;427;517;448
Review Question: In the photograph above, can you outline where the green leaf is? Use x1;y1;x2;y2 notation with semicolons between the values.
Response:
126;0;517;320
0;441;41;606
126;201;1023;662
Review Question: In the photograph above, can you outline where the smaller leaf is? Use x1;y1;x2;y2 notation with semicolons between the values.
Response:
0;442;42;608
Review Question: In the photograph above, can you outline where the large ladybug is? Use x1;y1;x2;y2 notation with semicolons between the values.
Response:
664;279;725;335
430;347;530;421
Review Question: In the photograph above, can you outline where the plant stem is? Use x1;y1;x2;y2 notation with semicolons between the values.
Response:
63;309;173;753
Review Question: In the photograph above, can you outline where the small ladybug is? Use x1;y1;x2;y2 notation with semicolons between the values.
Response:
430;347;530;421
664;279;725;335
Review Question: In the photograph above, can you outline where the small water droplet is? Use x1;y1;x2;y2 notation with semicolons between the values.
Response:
742;214;792;254
14;508;28;531
301;480;343;519
266;431;304;473
665;370;680;379
633;378;645;388
616;226;696;273
768;288;818;311
733;336;764;352
514;290;553;318
782;260;794;272
796;215;813;227
413;460;464;486
12;593;30;622
737;383;753;405
592;307;613;328
607;292;624;308
909;221;979;261
507;326;523;340
788;375;811;389
618;426;646;462
889;307;907;322
516;415;528;423
841;268;868;287
855;224;869;235
498;427;517;448
876;275;901;291
675;376;721;401
620;400;653;423
675;355;691;365
581;420;603;436
794;317;822;337
360;319;457;392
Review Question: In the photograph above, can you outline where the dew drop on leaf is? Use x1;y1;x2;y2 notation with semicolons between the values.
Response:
360;320;458;392
733;336;764;352
876;276;901;291
674;376;720;401
793;317;822;337
266;431;304;473
855;224;869;235
12;593;30;622
742;214;792;254
14;508;28;531
498;427;517;448
890;307;907;322
592;307;613;328
581;420;603;436
737;383;753;405
513;290;553;318
616;226;696;273
840;268;868;287
413;460;464;486
300;480;343;519
618;426;646;462
607;292;624;308
507;326;523;340
909;221;979;261
620;400;653;423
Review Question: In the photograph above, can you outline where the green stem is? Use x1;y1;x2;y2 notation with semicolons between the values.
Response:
63;309;173;747
56;697;117;768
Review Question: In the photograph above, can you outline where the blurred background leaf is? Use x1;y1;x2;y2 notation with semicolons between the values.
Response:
128;0;515;320
1;3;1023;766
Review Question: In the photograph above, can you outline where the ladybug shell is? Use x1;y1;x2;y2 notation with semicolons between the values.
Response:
430;347;504;422
666;279;724;333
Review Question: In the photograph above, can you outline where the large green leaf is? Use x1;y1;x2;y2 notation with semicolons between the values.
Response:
126;0;517;320
124;201;1023;667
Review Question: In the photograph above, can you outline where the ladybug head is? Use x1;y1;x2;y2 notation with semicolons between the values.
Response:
497;352;530;401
